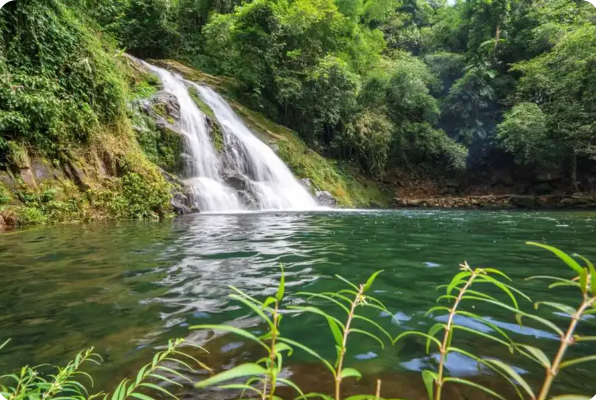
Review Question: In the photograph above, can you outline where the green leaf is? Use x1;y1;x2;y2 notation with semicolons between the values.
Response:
483;359;534;399
476;275;518;309
217;384;262;396
456;311;513;343
229;286;264;306
421;370;436;400
580;268;588;294
442;377;507;400
195;364;267;388
277;377;304;397
589;262;596;296
139;383;177;400
287;306;345;330
526;242;583;275
229;294;274;330
393;331;442;348
298;292;350;314
547;396;592;400
483;268;512;281
340;368;362;380
189;325;269;352
549;281;581;289
353;315;393;343
148;374;182;388
573;335;596;342
516;345;551;368
274;342;293;356
535;302;576;316
447;272;471;296
452;324;510;347
426;324;446;354
0;339;10;352
300;393;335;400
130;393;156;400
327;317;344;348
363;270;384;292
350;329;385;349
424;306;451;317
559;355;596;369
278;338;336;376
277;264;285;302
335;275;359;290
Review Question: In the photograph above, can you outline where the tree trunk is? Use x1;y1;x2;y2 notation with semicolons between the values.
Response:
494;25;500;50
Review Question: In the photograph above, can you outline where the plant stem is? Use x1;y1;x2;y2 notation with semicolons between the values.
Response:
375;379;382;400
268;301;280;400
536;296;595;400
335;284;364;400
435;270;478;400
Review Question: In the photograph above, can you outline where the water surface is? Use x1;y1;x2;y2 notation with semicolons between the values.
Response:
1;210;595;399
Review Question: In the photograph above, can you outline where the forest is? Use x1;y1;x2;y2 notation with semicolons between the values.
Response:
80;0;596;187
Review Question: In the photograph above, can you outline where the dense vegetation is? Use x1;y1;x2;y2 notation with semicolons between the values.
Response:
2;244;596;399
83;0;596;185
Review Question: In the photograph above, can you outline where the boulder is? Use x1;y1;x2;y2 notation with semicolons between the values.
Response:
171;193;193;215
238;190;258;209
315;191;337;207
300;178;315;195
510;195;536;208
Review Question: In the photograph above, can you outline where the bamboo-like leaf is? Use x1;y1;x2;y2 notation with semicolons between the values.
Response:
287;306;345;330
148;374;182;388
300;393;335;400
465;290;498;302
327;316;344;348
277;264;285;302
155;366;192;383
436;295;457;303
195;364;267;388
229;294;274;330
0;339;10;351
526;276;575;283
456;311;513;343
350;329;384;349
353;315;393;342
190;325;270;352
421;370;436;400
340;368;362;380
298;292;350;313
476;275;518;309
549;281;581;289
229;286;264;306
526;242;583;275
426;324;445;354
462;296;564;336
447;272;471;296
393;331;442;348
335;275;359;290
424;306;451;317
320;291;353;304
580;268;588;294
277;377;304;397
452;324;510;347
130;393;156;400
535;302;576;316
363;270;384;292
484;268;512;281
483;359;534;399
443;377;507;400
573;335;596;342
516;345;551;368
547;396;592;400
274;342;293;356
139;383;177;400
590;262;596;296
278;338;336;376
217;384;262;396
559;355;596;369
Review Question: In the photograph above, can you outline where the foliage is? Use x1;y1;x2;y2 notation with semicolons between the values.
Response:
0;339;207;400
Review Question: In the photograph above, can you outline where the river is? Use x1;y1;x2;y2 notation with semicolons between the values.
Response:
1;210;595;399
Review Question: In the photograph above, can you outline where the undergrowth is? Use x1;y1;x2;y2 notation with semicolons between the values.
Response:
2;244;595;399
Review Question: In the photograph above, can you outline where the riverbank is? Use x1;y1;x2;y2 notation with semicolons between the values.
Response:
394;193;596;209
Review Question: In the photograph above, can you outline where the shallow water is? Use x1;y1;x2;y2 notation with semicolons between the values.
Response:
1;210;595;398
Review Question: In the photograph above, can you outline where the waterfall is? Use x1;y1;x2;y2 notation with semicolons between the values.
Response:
145;63;318;212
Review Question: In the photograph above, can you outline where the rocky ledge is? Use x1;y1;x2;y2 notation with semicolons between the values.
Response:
394;194;596;209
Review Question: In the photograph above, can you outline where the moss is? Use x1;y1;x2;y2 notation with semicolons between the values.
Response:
232;103;390;208
0;183;11;205
188;86;225;152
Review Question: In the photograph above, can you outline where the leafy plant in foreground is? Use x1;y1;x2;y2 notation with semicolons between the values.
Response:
0;339;207;400
191;267;397;400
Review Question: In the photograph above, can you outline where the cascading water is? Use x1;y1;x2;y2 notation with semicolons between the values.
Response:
145;63;319;212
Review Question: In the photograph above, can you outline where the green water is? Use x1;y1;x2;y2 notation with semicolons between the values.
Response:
1;210;595;399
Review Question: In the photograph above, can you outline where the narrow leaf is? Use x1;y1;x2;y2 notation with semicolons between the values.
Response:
189;325;269;352
426;324;446;354
340;368;362;380
363;270;384;292
526;242;583;275
277;264;285;302
443;377;507;400
483;359;534;399
559;355;596;369
516;345;551;368
535;302;576;317
195;364;267;388
421;370;436;400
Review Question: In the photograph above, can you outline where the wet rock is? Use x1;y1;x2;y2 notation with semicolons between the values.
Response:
238;190;258;209
223;172;250;192
171;193;193;215
510;195;536;208
315;191;337;207
300;178;315;195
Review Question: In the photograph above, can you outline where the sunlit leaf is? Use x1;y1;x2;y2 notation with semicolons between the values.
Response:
229;286;264;306
353;315;393;343
476;275;518;309
526;242;583;275
483;359;534;399
424;306;451;317
452;325;509;347
287;306;345;330
549;281;581;290
130;393;156;400
277;264;285;302
350;329;384;349
363;270;384;292
274;342;293;356
559;355;596;369
298;292;350;313
456;311;513;343
421;370;436;400
426;324;445;354
580;268;588;294
447;272;471;296
516;345;551;368
483;268;512;281
278;338;336;376
547;395;592;399
229;294;274;330
139;383;177;400
393;331;442;348
0;339;10;352
217;384;262;396
573;335;596;342
189;325;269;352
195;364;267;388
535;302;576;317
277;377;304;397
327;316;344;348
335;275;359;290
340;368;362;380
443;377;506;400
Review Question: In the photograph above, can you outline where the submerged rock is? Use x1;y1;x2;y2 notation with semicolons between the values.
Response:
315;191;337;207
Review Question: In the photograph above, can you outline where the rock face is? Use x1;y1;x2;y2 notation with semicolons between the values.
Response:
159;169;199;215
316;191;337;207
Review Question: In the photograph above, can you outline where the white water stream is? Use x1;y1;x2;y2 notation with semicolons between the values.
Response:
145;63;318;212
